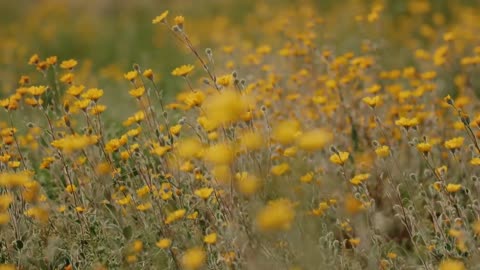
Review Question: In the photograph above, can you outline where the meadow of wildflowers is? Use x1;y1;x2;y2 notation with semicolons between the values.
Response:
2;0;480;269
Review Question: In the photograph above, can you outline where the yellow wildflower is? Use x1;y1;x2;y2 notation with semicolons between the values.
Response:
60;59;78;70
375;145;390;158
152;11;169;24
165;209;186;224
362;95;382;108
444;137;464;150
271;163;290;176
181;247;206;270
350;173;370;185
272;120;301;145
446;184;462;193
129;87;145;98
256;199;295;232
156;238;172;249
438;259;465;270
194;187;214;200
330;151;350;165
171;64;194;77
296;129;332;151
203;233;217;244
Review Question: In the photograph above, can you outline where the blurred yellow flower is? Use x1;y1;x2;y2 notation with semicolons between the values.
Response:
272;120;301;145
438;259;465;270
156;238;172;249
271;163;290;176
165;209;186;224
181;247;206;270
152;10;169;24
256;199;295;232
296;129;332;151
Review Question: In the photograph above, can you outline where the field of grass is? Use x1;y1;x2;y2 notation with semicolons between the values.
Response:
1;0;480;269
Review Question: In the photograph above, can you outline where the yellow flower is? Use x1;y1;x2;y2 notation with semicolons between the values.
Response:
344;194;364;214
184;91;206;107
0;264;15;270
329;151;350;165
446;183;462;193
181;247;206;270
169;124;182;136
395;117;419;128
143;69;154;80
7;161;20;168
349;173;370;185
124;71;138;81
74;99;91;110
28;54;40;65
417;142;432;153
25;206;49;223
203;233;217;244
235;172;260;196
283;146;298;157
204;143;234;164
444;137;464;150
136;202;152;211
46;56;57;65
438;259;465;270
187;211;198;220
194;187;214;200
348;238;361;247
60;73;74;84
296;129;332;151
0;172;32;188
174;15;185;27
132;240;143;253
165;209;186;224
81;88;104;101
116;195;132;205
375;145;390;158
67;85;85;96
128;87;145;98
386;252;397;259
152;10;169;24
0;194;14;211
89;104;107;115
156;238;172;249
272;120;301;145
0;213;10;225
271;163;290;176
159;183;173;200
28;85;48;96
300;172;314;183
238;131;263;151
470;157;480;165
256;199;295;232
65;184;77;193
171;64;194;77
216;74;232;87
473;220;480;236
362;95;382;108
202;90;252;128
60;59;78;70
